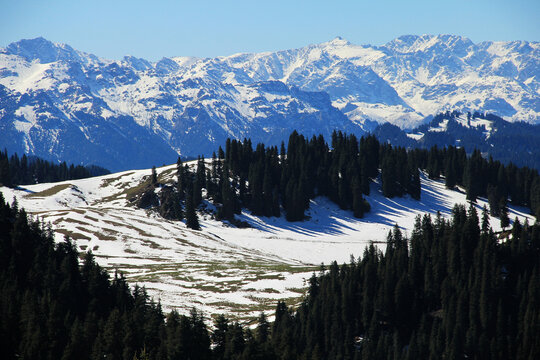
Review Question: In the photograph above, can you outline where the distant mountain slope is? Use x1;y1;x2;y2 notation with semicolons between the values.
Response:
0;35;538;170
374;112;540;169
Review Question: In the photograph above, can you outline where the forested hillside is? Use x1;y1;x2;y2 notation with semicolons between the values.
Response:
152;131;540;230
2;191;539;359
0;150;109;187
2;131;540;359
374;111;540;170
0;194;211;360
265;207;540;359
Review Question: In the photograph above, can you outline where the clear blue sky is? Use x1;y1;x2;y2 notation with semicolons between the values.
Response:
1;0;538;61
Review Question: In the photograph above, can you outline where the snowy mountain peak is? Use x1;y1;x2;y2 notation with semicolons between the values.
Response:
2;37;101;67
323;36;351;47
0;35;538;170
122;55;152;71
4;37;77;63
155;57;181;74
384;34;474;54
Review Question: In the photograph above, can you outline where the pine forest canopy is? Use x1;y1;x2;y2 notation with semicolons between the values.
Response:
0;150;110;188
145;130;540;230
1;184;538;359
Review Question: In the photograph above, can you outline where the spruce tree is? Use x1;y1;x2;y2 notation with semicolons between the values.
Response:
381;154;396;198
409;166;421;200
151;166;158;186
219;175;235;221
500;199;510;230
530;178;540;220
193;156;205;206
177;161;186;200
185;184;200;230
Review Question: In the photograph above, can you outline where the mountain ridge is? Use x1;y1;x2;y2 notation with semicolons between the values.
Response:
0;35;538;170
374;111;540;169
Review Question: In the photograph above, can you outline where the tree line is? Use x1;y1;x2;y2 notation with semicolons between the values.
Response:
153;131;540;230
0;150;110;187
157;131;418;229
412;145;540;220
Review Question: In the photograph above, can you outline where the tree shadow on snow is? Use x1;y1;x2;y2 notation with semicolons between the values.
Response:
237;174;470;237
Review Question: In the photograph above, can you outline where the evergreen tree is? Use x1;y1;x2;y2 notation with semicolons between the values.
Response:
151;165;157;186
531;177;540;220
218;171;236;221
159;187;183;220
381;152;397;198
185;184;200;230
500;198;510;230
409;166;421;200
445;149;458;189
193;156;205;206
176;160;187;200
1;189;539;359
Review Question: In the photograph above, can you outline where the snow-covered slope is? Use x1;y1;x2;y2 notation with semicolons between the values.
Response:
0;35;538;170
0;162;534;320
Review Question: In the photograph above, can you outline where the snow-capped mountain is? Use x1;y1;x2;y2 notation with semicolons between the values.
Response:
0;35;538;170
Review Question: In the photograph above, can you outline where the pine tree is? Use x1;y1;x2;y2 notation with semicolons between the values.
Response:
381;153;397;198
256;313;270;343
185;184;200;230
409;166;421;200
177;161;187;200
193;156;205;206
465;150;484;202
159;188;183;220
212;314;229;359
444;151;456;189
151;166;158;186
0;151;11;187
500;199;510;230
487;185;501;217
530;178;540;220
219;173;235;221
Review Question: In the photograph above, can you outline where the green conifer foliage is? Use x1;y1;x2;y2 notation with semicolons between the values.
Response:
185;184;200;230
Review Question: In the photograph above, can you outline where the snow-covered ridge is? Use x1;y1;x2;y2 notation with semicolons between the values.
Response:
0;35;538;170
0;162;534;319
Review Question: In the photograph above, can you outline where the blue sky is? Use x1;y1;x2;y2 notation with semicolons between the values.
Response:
1;0;538;61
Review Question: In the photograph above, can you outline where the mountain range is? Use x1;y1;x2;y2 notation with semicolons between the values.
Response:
0;35;538;171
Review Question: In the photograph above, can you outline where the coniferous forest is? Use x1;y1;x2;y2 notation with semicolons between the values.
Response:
0;150;110;187
2;130;540;359
1;192;539;359
154;131;540;230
